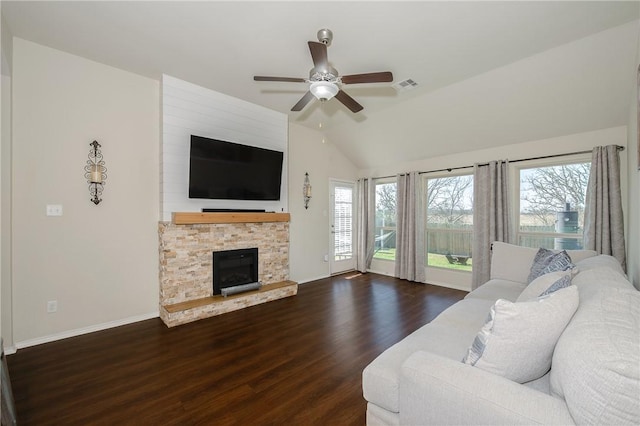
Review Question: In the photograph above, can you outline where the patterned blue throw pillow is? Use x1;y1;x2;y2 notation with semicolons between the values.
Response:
527;248;574;284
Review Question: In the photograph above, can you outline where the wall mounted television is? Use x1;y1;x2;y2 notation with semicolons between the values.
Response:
188;135;284;201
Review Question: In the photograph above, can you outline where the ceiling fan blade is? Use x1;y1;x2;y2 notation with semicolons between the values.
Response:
308;41;329;69
291;91;315;111
254;76;306;83
341;72;393;85
335;90;363;113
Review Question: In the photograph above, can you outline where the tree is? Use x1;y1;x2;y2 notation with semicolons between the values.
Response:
426;176;473;226
376;182;397;226
520;163;590;227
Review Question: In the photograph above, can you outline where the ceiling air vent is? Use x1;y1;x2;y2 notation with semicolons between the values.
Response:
392;78;418;92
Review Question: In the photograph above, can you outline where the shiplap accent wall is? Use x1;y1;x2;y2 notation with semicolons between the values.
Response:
161;75;288;221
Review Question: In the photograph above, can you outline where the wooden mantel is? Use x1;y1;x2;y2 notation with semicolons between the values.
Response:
172;212;290;225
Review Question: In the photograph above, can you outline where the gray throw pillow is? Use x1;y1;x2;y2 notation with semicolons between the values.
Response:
527;248;574;284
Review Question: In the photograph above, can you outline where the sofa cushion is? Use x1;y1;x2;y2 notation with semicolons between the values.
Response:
362;297;494;413
527;248;573;283
516;270;572;302
574;253;625;276
465;279;526;303
523;372;551;394
462;286;579;383
490;242;539;284
565;248;599;263
490;242;596;284
550;271;640;425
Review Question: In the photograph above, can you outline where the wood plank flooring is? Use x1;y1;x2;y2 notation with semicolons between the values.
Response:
7;273;467;425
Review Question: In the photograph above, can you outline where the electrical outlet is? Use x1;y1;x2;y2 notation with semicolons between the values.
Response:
324;254;329;262
47;300;58;313
46;204;63;216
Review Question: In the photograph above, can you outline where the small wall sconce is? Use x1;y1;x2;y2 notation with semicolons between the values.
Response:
303;172;312;209
84;140;107;205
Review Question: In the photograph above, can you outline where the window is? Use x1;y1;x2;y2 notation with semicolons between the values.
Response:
425;174;474;271
373;179;397;260
517;161;590;250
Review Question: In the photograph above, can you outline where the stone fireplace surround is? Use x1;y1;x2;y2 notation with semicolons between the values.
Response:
158;213;297;327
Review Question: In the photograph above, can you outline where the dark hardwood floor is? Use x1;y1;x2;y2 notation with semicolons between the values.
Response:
7;273;466;425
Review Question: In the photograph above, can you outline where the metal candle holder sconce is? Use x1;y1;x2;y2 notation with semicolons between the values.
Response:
303;172;312;209
84;140;107;205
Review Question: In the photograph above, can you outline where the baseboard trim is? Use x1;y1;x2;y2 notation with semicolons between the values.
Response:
366;268;393;277
14;311;159;351
358;269;471;292
297;275;330;285
425;280;471;292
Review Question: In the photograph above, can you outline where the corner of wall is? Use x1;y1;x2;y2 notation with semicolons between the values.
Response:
0;12;13;347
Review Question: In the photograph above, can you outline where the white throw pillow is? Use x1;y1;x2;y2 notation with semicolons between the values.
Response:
462;286;579;383
516;270;573;302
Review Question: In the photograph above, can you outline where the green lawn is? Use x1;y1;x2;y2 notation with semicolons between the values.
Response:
374;249;472;272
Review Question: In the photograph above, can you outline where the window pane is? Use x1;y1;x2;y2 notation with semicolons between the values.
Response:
374;182;397;260
425;175;473;271
519;162;589;250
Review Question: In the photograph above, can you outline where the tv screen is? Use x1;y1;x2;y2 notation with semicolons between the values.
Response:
189;135;284;201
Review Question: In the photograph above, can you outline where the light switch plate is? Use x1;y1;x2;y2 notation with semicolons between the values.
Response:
46;204;63;216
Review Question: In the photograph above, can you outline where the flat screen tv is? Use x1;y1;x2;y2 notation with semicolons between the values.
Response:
189;135;284;201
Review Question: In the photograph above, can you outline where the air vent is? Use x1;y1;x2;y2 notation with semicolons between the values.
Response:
392;78;419;92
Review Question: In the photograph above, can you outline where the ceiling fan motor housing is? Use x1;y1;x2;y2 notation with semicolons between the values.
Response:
309;67;339;82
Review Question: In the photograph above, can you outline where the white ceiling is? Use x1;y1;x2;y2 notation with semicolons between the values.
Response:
2;1;639;169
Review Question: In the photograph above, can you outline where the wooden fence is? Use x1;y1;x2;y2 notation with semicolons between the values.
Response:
375;225;582;259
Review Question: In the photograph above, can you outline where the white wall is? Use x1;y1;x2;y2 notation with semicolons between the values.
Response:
288;123;358;284
12;39;160;346
161;75;288;221
364;126;628;291
626;20;640;290
328;21;639;171
1;12;13;349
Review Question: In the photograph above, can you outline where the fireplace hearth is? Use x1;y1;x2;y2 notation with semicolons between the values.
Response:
213;248;259;295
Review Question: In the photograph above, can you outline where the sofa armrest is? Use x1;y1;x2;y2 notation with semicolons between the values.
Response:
399;351;575;425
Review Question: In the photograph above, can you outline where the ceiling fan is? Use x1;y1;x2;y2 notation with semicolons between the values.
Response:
254;29;393;113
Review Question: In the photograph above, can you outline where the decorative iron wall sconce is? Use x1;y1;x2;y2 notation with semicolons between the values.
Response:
303;172;312;209
84;140;107;205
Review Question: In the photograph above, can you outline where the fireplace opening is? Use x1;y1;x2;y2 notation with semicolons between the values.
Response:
212;248;258;295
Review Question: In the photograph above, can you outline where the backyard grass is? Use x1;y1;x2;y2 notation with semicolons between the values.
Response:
374;249;472;272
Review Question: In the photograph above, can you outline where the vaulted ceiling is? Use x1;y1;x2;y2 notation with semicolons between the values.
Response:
3;1;639;168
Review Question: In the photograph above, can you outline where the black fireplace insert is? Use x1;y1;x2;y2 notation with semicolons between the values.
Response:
212;248;258;295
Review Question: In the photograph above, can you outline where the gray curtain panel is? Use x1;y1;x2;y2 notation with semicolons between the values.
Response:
472;160;511;289
395;172;426;282
584;145;626;271
356;178;376;273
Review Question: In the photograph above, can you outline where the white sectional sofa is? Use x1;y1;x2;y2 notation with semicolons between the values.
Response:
362;242;640;425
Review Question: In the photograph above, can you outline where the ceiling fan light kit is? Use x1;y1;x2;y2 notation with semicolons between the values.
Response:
254;28;393;113
310;81;339;101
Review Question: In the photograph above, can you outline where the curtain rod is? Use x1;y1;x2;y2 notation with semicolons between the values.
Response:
371;145;625;180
